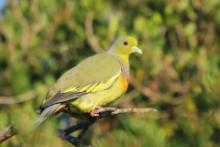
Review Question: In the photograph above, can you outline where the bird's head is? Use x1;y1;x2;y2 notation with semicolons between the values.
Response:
108;36;142;56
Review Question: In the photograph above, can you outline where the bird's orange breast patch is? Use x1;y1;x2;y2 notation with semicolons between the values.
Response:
120;73;128;93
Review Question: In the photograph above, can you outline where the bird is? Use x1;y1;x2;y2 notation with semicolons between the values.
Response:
36;36;142;125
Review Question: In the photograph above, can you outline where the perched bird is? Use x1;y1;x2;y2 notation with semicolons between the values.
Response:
36;36;142;125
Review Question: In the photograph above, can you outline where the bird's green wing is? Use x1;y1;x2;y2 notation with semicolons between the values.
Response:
41;53;121;109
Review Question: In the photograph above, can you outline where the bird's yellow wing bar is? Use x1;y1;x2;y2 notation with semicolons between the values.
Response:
63;71;120;93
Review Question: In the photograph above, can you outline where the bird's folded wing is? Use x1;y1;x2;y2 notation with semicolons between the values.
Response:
41;53;121;109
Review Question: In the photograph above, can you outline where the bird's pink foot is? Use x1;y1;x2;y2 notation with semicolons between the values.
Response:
90;106;102;117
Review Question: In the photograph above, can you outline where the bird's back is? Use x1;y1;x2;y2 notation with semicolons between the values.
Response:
45;53;122;103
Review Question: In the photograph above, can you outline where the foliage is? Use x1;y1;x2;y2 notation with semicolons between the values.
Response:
0;0;220;146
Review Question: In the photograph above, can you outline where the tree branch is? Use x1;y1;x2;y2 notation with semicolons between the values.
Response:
0;124;17;143
59;107;157;146
84;12;103;53
98;107;157;115
0;90;37;105
0;107;157;145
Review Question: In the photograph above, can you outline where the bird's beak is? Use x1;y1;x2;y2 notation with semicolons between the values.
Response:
132;46;142;54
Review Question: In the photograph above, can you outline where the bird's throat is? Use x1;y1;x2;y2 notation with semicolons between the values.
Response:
117;54;130;80
108;51;130;78
117;54;129;67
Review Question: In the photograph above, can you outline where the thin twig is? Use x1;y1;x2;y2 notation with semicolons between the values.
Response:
0;90;37;105
99;107;157;115
85;12;103;53
0;124;17;143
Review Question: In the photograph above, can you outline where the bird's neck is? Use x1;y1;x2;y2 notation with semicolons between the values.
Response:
118;56;130;79
108;52;130;79
108;50;130;66
116;54;130;67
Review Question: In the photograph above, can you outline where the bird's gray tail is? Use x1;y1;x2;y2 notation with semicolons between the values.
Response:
34;104;62;127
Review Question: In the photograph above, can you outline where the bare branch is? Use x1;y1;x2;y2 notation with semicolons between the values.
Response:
60;107;157;146
0;90;37;105
84;12;103;53
98;107;157;115
0;124;16;143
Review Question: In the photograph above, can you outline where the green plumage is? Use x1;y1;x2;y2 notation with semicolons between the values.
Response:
41;53;122;110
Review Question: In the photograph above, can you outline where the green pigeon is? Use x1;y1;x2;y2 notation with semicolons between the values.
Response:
36;36;142;125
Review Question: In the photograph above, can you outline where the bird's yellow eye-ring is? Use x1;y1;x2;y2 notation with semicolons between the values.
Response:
123;41;128;45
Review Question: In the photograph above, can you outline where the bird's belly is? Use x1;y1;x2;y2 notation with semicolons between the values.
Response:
71;74;128;113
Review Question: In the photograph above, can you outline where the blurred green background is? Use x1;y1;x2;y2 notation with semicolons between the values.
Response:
1;0;220;146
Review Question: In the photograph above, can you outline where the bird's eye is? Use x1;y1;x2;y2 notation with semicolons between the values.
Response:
123;41;128;45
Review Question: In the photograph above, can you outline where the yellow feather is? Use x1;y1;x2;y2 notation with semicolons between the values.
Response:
62;71;120;94
63;87;78;93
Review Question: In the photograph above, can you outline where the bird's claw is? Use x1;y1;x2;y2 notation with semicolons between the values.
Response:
90;106;103;117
